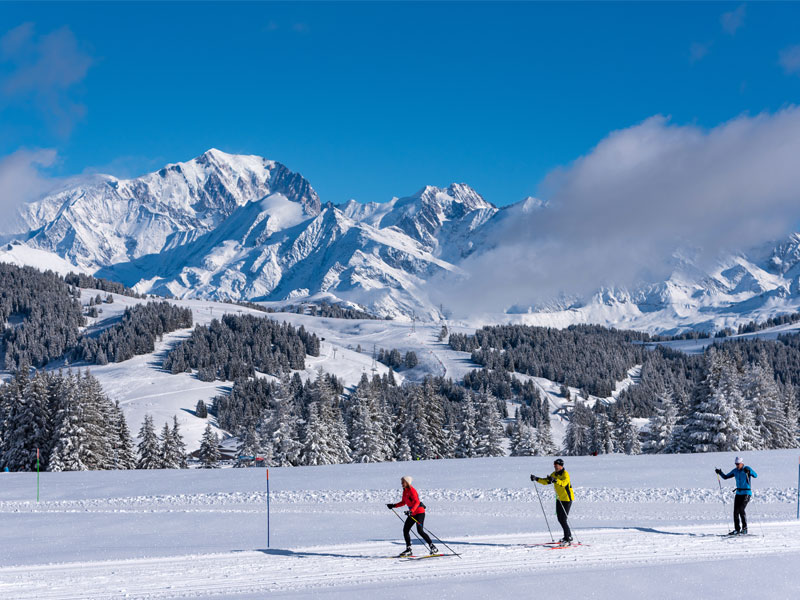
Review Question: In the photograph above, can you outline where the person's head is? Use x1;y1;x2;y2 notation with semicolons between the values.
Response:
401;475;412;489
734;457;744;469
553;458;564;472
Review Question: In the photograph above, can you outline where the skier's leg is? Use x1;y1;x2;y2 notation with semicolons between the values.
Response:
733;495;743;532
740;496;750;531
403;516;414;547
414;513;434;545
556;501;572;540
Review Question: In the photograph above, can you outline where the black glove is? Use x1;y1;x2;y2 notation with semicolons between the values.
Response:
386;503;394;509
547;475;556;484
715;468;722;475
744;467;751;474
530;474;537;481
404;510;411;516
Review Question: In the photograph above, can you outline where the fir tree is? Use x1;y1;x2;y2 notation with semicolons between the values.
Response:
199;423;221;468
681;350;744;453
136;414;161;469
171;416;188;469
112;401;137;469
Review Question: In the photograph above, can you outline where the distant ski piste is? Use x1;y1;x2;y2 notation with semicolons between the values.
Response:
0;451;798;599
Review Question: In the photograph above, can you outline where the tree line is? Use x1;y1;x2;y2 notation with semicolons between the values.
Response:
1;264;85;371
0;368;191;471
210;370;552;466
75;302;193;365
163;314;320;381
450;324;648;397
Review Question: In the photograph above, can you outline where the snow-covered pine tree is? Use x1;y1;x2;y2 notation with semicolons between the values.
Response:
403;386;433;459
510;419;540;456
614;411;641;455
681;350;744;453
475;391;504;457
591;412;616;455
349;389;383;463
562;401;592;456
112;401;137;469
269;401;302;466
159;422;180;469
48;372;89;472
2;370;50;471
301;402;337;466
783;385;800;446
536;423;557;456
195;400;208;418
236;423;262;463
198;423;221;468
455;394;478;458
743;361;794;449
643;389;678;454
171;416;188;469
422;379;448;458
78;371;114;470
395;436;413;461
136;414;161;469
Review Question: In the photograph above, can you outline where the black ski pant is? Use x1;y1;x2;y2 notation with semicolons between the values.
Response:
733;494;750;532
403;512;433;547
556;500;572;539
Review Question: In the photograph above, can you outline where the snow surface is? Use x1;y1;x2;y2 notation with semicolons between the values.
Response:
0;450;798;599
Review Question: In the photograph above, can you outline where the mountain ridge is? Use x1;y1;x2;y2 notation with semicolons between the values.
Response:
7;149;800;333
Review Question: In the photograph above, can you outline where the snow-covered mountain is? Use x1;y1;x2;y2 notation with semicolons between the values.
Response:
8;149;800;332
17;149;320;270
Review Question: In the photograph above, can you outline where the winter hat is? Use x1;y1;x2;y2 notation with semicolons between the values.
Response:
553;458;564;466
734;457;744;465
401;475;413;485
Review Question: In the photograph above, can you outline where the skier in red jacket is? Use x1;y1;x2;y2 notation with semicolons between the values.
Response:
386;475;438;557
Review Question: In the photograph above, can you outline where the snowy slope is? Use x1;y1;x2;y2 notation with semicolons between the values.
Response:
0;450;798;599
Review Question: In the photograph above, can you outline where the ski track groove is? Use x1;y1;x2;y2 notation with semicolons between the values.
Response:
2;523;799;599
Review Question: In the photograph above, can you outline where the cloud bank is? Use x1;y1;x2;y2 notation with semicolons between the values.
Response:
0;148;59;233
429;108;800;316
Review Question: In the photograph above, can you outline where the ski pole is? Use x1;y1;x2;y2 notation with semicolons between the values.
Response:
403;511;461;558
390;508;428;548
716;473;728;531
532;479;555;542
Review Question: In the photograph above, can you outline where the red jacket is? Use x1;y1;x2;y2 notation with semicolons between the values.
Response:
393;485;425;515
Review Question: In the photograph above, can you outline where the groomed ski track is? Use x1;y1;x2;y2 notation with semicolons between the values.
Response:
2;522;799;599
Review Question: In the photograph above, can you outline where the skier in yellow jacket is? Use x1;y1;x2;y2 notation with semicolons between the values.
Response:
531;458;574;544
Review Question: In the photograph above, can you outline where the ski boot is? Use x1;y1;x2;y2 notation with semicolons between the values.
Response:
429;544;439;554
727;530;740;536
741;528;748;535
398;546;413;557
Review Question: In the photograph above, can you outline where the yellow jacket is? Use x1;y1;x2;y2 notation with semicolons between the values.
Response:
535;470;574;502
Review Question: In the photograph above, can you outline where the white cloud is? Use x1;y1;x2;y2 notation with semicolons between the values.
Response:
0;23;93;136
689;41;711;64
779;45;800;76
429;108;800;315
0;148;59;231
721;4;746;36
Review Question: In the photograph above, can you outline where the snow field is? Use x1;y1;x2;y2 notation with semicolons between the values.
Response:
1;451;799;599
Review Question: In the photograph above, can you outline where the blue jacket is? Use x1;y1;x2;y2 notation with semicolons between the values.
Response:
721;466;757;495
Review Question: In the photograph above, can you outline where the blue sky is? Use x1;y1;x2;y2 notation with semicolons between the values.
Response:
2;1;800;206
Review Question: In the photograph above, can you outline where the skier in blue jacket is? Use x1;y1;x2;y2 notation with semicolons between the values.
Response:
715;456;757;535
